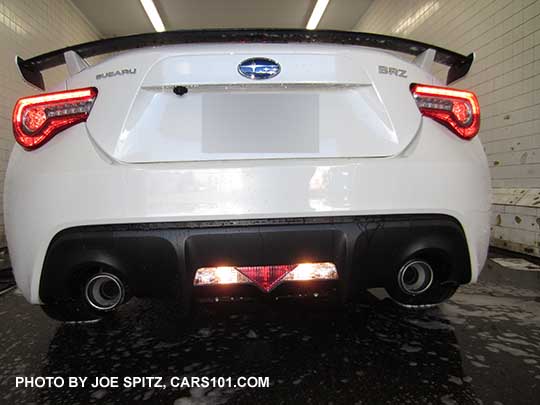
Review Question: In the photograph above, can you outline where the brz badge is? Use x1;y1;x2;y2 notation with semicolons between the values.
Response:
378;65;407;78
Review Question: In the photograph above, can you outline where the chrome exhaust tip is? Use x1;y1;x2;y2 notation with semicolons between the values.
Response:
397;260;434;296
84;273;125;311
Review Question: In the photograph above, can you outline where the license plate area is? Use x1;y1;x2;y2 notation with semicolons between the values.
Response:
202;93;319;153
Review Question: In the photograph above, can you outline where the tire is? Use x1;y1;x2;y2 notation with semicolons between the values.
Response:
41;301;104;322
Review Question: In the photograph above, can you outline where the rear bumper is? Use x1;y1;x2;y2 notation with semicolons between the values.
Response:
5;119;491;304
40;214;471;305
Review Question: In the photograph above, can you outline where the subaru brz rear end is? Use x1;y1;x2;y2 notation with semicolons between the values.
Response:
5;29;491;321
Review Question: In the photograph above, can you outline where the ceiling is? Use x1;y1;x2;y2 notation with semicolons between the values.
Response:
72;0;373;38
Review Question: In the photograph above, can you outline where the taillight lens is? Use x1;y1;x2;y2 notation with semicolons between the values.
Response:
236;265;297;292
13;87;98;150
410;84;480;139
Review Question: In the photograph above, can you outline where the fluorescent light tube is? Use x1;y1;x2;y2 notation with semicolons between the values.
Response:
140;0;165;32
306;0;330;30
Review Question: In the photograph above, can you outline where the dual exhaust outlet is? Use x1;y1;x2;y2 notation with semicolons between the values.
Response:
397;260;434;296
84;273;125;311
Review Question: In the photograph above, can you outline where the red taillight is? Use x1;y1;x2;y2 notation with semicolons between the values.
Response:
410;84;480;139
236;265;296;292
13;87;98;150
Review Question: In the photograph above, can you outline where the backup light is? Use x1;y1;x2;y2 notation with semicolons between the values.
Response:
194;266;250;286
411;84;480;139
194;262;337;292
13;87;98;149
284;263;338;281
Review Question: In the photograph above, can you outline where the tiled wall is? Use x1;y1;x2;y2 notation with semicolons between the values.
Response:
0;0;101;245
355;0;540;256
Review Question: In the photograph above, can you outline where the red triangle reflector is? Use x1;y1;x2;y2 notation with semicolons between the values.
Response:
236;265;297;292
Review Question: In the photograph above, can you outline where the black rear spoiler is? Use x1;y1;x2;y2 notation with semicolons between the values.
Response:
16;28;474;90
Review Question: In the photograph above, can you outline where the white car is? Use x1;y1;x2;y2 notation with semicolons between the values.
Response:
5;29;490;321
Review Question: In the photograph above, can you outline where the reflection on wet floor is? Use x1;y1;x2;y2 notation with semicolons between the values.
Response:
0;259;539;404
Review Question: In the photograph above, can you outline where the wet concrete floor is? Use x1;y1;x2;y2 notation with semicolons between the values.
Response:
0;253;539;404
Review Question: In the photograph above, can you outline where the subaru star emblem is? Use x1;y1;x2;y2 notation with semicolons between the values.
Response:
238;58;281;80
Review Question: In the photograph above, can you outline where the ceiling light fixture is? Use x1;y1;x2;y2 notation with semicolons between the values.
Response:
140;0;165;32
306;0;330;30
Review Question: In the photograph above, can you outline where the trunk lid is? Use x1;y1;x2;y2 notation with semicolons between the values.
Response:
78;44;423;163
